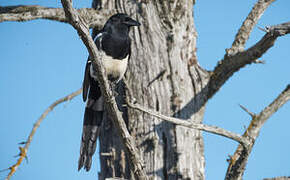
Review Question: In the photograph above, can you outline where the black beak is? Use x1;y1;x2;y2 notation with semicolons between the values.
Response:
124;18;141;26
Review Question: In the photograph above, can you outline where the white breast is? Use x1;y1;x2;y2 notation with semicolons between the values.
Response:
90;55;128;82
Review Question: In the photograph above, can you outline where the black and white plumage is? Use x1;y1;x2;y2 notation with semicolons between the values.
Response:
78;13;140;172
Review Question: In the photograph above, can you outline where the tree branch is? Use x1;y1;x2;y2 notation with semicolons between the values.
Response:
60;0;148;179
227;0;276;55
0;5;109;28
127;102;250;147
5;88;81;180
225;84;290;180
208;22;290;100
264;176;290;180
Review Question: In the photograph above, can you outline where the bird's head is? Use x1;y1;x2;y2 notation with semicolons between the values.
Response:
104;13;140;34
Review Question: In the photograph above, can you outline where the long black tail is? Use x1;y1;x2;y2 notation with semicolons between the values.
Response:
78;69;103;171
78;105;103;171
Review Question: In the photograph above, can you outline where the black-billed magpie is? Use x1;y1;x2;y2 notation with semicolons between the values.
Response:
78;13;140;172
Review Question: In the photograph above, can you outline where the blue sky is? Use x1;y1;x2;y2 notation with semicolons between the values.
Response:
0;0;289;180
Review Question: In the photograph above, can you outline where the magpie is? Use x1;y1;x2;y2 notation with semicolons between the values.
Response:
78;13;140;172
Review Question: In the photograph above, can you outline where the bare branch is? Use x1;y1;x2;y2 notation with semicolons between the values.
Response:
227;0;276;55
60;0;148;179
5;88;81;180
0;5;109;28
225;84;290;180
239;104;255;118
257;85;290;124
264;176;290;180
127;102;250;146
265;22;290;35
208;22;290;100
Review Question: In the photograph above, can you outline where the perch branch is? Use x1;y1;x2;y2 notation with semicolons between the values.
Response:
5;88;81;180
0;5;110;28
208;21;290;100
127;102;250;146
60;0;147;179
225;84;290;180
227;0;276;55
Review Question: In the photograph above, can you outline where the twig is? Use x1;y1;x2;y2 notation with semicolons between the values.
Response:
225;84;290;180
0;5;109;28
60;0;148;179
127;102;249;146
227;0;276;55
5;88;81;180
258;26;268;33
239;104;255;118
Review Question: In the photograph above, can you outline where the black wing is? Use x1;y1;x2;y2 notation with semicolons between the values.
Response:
82;58;91;102
82;32;104;102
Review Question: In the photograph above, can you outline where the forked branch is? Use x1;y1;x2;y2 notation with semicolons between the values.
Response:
208;22;290;100
225;84;290;180
228;0;276;55
127;83;290;180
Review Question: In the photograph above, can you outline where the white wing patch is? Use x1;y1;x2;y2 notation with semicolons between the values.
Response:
93;33;103;42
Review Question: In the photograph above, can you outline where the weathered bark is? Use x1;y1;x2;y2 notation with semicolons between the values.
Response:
1;0;289;179
96;1;208;179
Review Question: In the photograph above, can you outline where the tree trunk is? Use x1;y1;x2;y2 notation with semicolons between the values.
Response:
96;1;209;179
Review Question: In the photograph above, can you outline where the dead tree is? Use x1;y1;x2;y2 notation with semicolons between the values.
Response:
1;0;290;180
